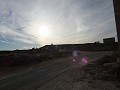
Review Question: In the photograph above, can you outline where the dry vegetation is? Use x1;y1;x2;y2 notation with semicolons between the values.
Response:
0;51;68;67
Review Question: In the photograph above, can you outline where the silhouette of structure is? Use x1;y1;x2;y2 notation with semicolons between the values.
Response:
103;37;115;44
113;0;120;63
113;0;120;49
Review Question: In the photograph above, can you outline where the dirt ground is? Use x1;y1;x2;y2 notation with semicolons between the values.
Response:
2;65;119;90
0;51;119;90
38;53;120;90
0;57;70;79
0;51;91;79
38;65;119;90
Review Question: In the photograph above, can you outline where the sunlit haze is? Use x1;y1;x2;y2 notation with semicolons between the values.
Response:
39;26;49;37
0;0;117;50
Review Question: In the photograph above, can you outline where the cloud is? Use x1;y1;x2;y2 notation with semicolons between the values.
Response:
0;0;117;50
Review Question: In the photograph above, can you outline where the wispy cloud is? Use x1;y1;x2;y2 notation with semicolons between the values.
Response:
0;0;117;50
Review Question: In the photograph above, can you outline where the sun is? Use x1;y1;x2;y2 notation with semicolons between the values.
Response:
39;26;49;37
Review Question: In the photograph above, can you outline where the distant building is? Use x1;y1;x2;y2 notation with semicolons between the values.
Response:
103;37;115;44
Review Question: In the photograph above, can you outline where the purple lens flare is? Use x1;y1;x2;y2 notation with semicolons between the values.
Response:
81;57;88;64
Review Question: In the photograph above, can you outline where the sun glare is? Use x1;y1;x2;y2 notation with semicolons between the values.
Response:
39;26;49;37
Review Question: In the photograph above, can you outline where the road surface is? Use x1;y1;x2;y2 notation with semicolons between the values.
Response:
0;51;112;90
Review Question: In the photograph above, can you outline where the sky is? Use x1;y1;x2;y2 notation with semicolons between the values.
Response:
0;0;117;50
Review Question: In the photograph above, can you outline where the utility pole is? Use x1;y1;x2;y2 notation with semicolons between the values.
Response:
113;0;120;63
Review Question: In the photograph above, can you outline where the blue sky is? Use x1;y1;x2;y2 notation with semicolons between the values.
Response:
0;0;117;50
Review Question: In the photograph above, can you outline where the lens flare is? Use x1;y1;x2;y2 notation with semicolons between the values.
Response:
73;59;76;62
81;58;88;64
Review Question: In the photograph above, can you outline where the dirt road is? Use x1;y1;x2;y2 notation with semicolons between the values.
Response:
0;51;114;90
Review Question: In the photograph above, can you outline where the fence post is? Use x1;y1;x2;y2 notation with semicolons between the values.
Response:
113;0;120;63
